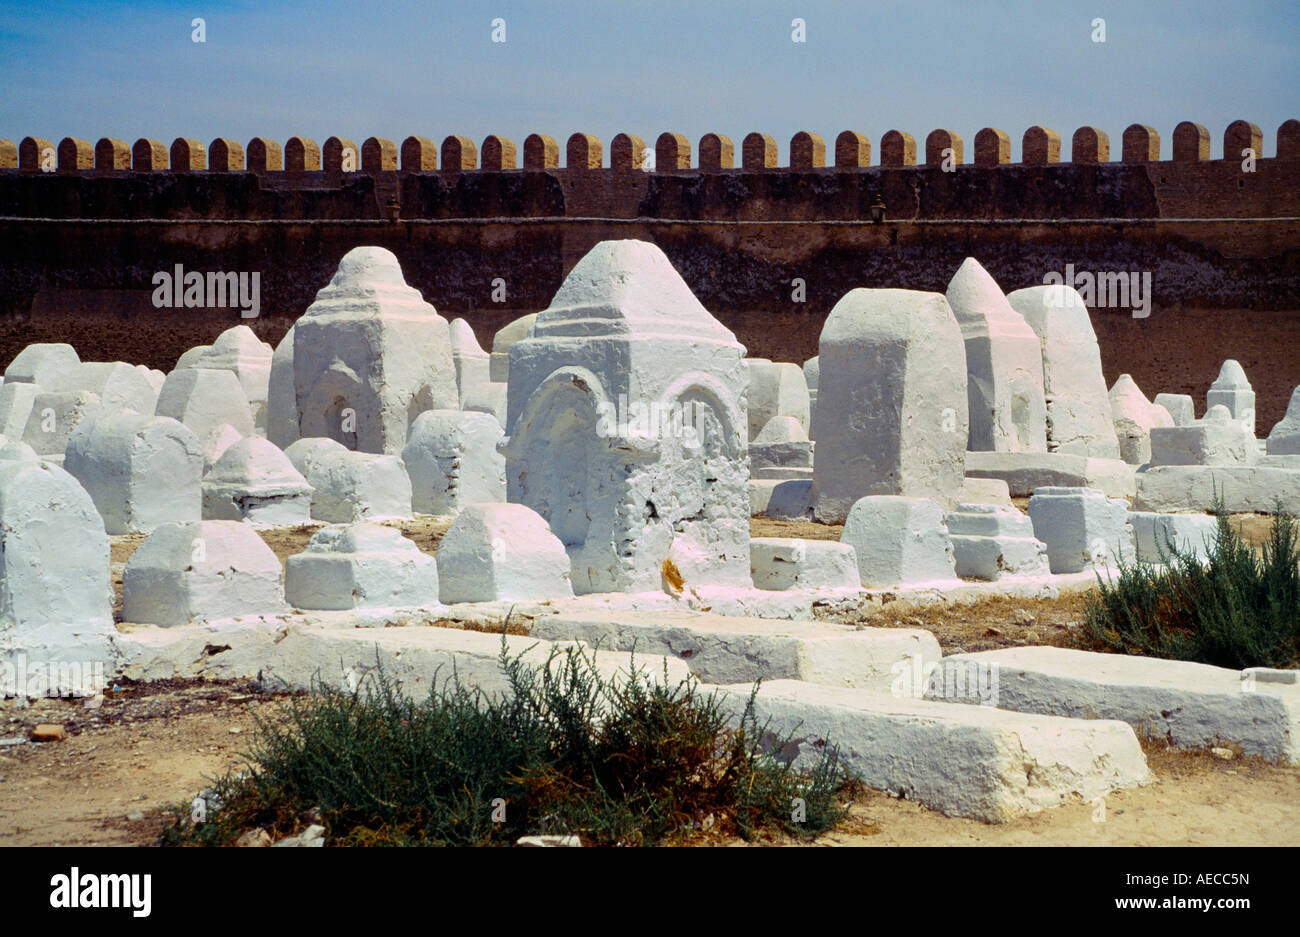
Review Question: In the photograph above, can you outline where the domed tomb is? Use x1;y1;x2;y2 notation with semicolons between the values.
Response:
502;239;750;594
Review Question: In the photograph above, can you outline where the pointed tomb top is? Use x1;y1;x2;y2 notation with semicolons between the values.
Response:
305;246;434;315
533;240;739;345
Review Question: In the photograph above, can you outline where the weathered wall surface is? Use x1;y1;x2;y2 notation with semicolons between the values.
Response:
2;157;1296;221
3;215;1296;426
1;133;1297;425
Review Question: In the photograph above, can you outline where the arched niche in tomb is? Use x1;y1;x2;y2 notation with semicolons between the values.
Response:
657;375;748;573
324;391;360;450
297;364;364;451
506;366;603;549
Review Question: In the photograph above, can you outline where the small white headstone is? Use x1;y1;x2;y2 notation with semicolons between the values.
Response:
75;362;158;415
750;538;859;591
946;503;1049;580
436;503;573;603
1149;405;1258;466
403;409;505;515
64;410;204;534
1128;511;1219;563
745;359;810;440
1027;486;1132;574
840;496;958;587
284;436;348;479
303;448;412;522
122;520;286;626
1153;393;1195;427
285;523;438;610
1109;374;1174;465
202;437;313;525
1206;359;1256;435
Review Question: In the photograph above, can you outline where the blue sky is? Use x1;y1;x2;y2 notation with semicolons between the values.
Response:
1;0;1296;161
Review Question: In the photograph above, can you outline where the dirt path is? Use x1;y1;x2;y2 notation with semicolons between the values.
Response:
0;681;280;846
2;682;1296;847
813;744;1300;847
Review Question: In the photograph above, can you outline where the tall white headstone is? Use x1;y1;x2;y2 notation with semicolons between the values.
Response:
197;326;274;435
0;444;114;660
449;318;492;407
946;258;1048;453
812;288;969;523
1007;284;1119;458
266;324;300;449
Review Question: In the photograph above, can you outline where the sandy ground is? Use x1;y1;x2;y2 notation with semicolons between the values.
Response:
8;511;1288;847
0;681;279;847
2;681;1295;847
817;743;1300;847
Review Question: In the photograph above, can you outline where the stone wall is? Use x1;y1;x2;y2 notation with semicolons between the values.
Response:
1;121;1297;423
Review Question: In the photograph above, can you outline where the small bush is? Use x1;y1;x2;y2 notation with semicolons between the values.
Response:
160;641;857;846
1078;502;1300;668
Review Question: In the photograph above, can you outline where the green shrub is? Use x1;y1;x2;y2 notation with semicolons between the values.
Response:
1078;503;1300;668
160;641;857;846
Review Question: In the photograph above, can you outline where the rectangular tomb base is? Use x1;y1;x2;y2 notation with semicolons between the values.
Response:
936;646;1300;763
713;679;1152;822
112;621;691;701
964;452;1135;499
1134;463;1300;514
530;608;939;691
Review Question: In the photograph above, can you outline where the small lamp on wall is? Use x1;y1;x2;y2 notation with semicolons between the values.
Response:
870;195;886;223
